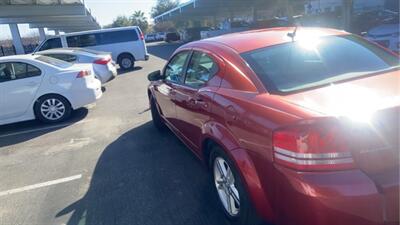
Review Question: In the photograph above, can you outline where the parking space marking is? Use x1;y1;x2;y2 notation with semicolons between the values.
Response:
0;120;90;138
0;174;82;197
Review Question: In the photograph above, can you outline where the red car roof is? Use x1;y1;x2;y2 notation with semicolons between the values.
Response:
201;27;349;53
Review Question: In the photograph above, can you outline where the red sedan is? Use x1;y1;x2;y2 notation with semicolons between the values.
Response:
147;27;399;225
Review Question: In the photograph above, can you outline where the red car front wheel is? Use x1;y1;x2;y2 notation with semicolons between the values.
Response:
150;97;166;131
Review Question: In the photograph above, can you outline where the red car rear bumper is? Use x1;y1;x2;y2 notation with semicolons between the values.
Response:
272;166;399;225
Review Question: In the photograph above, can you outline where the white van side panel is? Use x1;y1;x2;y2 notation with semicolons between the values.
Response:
85;40;146;62
36;27;148;62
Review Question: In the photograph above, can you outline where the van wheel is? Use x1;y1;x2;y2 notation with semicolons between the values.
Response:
34;94;72;124
118;54;135;70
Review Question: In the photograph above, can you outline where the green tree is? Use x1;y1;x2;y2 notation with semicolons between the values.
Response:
152;21;176;32
151;0;180;18
131;10;149;32
104;11;149;32
107;15;133;28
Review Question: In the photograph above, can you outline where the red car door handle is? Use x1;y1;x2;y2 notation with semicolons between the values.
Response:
189;97;208;108
194;98;204;103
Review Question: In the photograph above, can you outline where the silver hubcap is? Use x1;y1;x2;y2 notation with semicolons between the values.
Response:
214;157;240;216
121;58;132;68
40;98;65;120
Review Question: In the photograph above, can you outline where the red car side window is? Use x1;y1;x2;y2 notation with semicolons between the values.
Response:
184;51;218;88
165;51;190;84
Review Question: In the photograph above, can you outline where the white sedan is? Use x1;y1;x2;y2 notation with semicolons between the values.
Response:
0;54;102;125
35;48;118;84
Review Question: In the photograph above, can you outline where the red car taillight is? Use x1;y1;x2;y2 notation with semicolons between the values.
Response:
76;70;91;78
94;57;111;65
273;119;355;171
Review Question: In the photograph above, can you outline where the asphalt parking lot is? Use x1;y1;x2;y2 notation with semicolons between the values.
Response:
0;42;230;225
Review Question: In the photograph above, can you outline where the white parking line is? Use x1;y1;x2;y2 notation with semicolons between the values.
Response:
0;120;90;138
0;174;82;197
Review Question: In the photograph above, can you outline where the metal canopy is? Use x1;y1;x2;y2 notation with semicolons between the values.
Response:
154;0;268;22
0;0;100;54
0;0;100;31
0;15;95;24
153;0;307;24
0;0;82;4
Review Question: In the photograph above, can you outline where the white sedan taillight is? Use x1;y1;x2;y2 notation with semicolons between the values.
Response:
93;57;111;65
76;70;92;78
273;119;355;171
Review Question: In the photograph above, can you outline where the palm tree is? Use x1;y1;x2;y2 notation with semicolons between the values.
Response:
108;16;132;28
131;10;149;32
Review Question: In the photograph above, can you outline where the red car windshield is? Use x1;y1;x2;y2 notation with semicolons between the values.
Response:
241;34;399;94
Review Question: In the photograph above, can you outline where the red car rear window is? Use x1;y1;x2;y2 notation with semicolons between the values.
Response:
241;35;399;94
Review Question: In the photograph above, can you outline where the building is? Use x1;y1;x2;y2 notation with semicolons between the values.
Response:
305;0;385;15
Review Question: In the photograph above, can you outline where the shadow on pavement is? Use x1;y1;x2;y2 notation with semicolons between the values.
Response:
0;108;88;148
117;66;143;76
56;122;229;225
147;42;184;61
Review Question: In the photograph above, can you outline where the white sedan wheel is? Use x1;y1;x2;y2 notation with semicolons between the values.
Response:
40;98;66;121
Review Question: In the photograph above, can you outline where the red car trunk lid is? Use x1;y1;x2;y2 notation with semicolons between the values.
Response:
278;71;400;223
347;106;399;223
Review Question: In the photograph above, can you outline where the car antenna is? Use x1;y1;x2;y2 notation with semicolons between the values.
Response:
287;26;298;41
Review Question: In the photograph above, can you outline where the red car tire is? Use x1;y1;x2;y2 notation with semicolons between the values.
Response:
209;145;262;225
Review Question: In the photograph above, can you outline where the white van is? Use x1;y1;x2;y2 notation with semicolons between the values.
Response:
35;26;149;70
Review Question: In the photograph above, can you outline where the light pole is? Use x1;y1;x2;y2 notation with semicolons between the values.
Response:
342;0;353;31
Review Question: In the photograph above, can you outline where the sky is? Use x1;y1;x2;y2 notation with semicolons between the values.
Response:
85;0;159;26
0;0;188;41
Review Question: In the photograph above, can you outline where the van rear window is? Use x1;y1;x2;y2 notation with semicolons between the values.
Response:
39;38;62;51
98;29;139;44
66;29;139;48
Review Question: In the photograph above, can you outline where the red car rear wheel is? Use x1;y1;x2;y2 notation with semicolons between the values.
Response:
209;146;262;225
